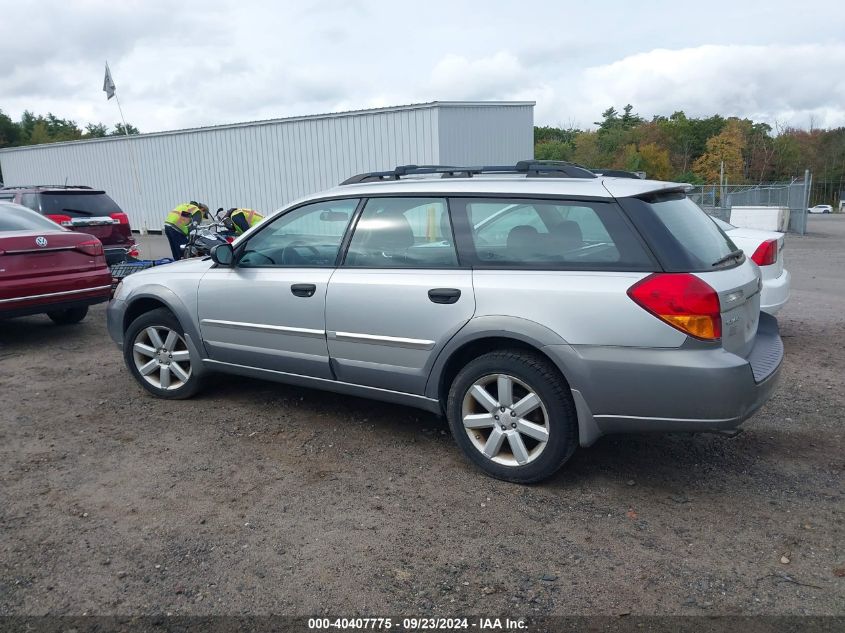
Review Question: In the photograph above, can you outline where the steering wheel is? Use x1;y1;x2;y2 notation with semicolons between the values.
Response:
241;250;276;265
282;240;321;264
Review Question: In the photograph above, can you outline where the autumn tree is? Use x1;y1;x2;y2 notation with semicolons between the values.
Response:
692;119;746;183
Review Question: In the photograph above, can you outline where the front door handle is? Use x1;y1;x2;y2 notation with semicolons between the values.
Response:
291;283;317;298
428;288;461;304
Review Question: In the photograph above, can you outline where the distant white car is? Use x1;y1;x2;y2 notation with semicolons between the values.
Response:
712;217;790;315
808;204;832;214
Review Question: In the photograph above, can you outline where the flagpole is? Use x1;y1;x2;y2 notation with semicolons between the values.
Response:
105;60;147;236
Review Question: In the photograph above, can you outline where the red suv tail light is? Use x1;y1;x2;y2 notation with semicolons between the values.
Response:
627;273;722;340
76;240;104;257
46;213;73;227
110;212;130;225
750;239;778;266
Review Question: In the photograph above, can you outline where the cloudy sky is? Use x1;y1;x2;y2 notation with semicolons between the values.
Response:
2;0;844;133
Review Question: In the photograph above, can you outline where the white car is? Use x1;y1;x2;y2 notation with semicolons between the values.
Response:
712;217;790;315
808;204;832;214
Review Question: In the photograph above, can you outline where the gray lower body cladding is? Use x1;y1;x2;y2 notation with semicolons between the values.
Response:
546;313;783;445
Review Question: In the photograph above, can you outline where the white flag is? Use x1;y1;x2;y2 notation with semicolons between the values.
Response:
103;63;116;100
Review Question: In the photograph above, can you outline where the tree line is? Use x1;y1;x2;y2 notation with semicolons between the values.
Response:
0;108;139;149
536;105;845;204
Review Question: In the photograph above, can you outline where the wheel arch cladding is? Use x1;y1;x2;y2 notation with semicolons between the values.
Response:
435;336;569;405
122;287;209;365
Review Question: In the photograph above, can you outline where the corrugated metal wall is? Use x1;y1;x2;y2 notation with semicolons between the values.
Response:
0;102;533;231
438;103;534;166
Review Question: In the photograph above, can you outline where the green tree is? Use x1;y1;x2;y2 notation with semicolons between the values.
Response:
84;123;110;138
28;121;51;145
0;108;19;147
111;122;140;136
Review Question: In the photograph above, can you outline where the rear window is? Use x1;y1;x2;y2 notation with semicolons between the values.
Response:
37;191;121;218
620;193;740;272
0;203;67;232
454;198;655;270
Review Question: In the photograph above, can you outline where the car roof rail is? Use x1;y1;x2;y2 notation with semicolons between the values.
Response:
0;184;94;191
588;168;645;179
339;160;597;185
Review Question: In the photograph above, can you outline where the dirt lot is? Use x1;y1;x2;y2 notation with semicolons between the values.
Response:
1;216;843;617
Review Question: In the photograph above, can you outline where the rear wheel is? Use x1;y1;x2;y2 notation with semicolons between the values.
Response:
47;306;88;325
446;349;578;483
124;308;202;399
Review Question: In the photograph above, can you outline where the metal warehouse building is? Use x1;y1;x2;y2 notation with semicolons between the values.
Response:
0;101;534;232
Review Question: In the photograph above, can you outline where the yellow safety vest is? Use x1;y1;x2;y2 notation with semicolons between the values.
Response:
230;208;264;234
165;204;202;235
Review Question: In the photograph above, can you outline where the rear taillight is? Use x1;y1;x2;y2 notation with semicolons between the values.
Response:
750;240;778;266
110;212;130;225
226;236;235;243
76;240;104;257
628;273;722;340
46;213;73;227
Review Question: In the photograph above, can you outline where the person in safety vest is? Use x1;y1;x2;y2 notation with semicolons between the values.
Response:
224;208;264;235
164;201;208;260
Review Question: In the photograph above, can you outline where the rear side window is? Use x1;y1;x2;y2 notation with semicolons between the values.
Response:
454;198;654;270
620;193;739;272
38;192;121;218
0;204;67;231
344;197;458;268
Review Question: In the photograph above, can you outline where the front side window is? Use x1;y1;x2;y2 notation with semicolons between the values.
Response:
237;198;358;267
344;197;458;268
461;198;653;269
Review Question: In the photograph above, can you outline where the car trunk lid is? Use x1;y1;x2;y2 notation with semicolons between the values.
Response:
0;230;105;285
695;260;761;358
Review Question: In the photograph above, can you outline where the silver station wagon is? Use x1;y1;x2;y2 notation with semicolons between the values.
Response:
108;162;783;482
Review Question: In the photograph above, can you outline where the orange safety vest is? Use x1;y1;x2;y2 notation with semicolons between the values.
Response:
230;208;264;234
165;204;203;235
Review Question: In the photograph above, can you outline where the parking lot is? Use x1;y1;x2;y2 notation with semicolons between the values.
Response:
1;215;843;616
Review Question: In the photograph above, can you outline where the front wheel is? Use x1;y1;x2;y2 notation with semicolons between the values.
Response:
124;308;202;399
446;350;578;483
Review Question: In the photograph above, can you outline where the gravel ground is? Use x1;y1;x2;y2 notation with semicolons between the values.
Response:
1;216;843;617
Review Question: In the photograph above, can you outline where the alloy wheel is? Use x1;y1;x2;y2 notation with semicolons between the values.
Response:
461;373;550;466
132;326;192;390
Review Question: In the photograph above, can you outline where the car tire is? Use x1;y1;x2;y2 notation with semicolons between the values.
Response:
47;306;88;325
446;349;578;483
124;308;202;400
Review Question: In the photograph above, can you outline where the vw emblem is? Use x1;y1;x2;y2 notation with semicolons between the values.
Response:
35;236;48;248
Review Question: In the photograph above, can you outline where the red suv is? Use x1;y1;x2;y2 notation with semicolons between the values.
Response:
0;185;137;264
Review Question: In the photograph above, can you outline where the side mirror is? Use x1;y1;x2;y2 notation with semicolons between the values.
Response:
210;243;234;266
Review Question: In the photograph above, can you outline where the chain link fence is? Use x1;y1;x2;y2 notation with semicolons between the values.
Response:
688;174;811;235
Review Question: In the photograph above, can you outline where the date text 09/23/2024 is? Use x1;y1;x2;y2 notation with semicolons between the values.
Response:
307;617;527;630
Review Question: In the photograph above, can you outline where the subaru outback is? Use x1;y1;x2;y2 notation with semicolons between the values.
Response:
107;162;783;482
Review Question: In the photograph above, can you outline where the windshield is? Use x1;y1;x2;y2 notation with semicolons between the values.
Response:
0;203;67;231
37;191;121;217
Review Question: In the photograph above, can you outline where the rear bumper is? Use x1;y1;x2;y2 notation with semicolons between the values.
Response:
0;288;111;319
545;313;784;446
761;268;790;315
0;269;113;318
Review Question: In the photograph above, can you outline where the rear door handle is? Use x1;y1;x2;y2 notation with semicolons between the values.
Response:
428;288;461;304
291;283;317;297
